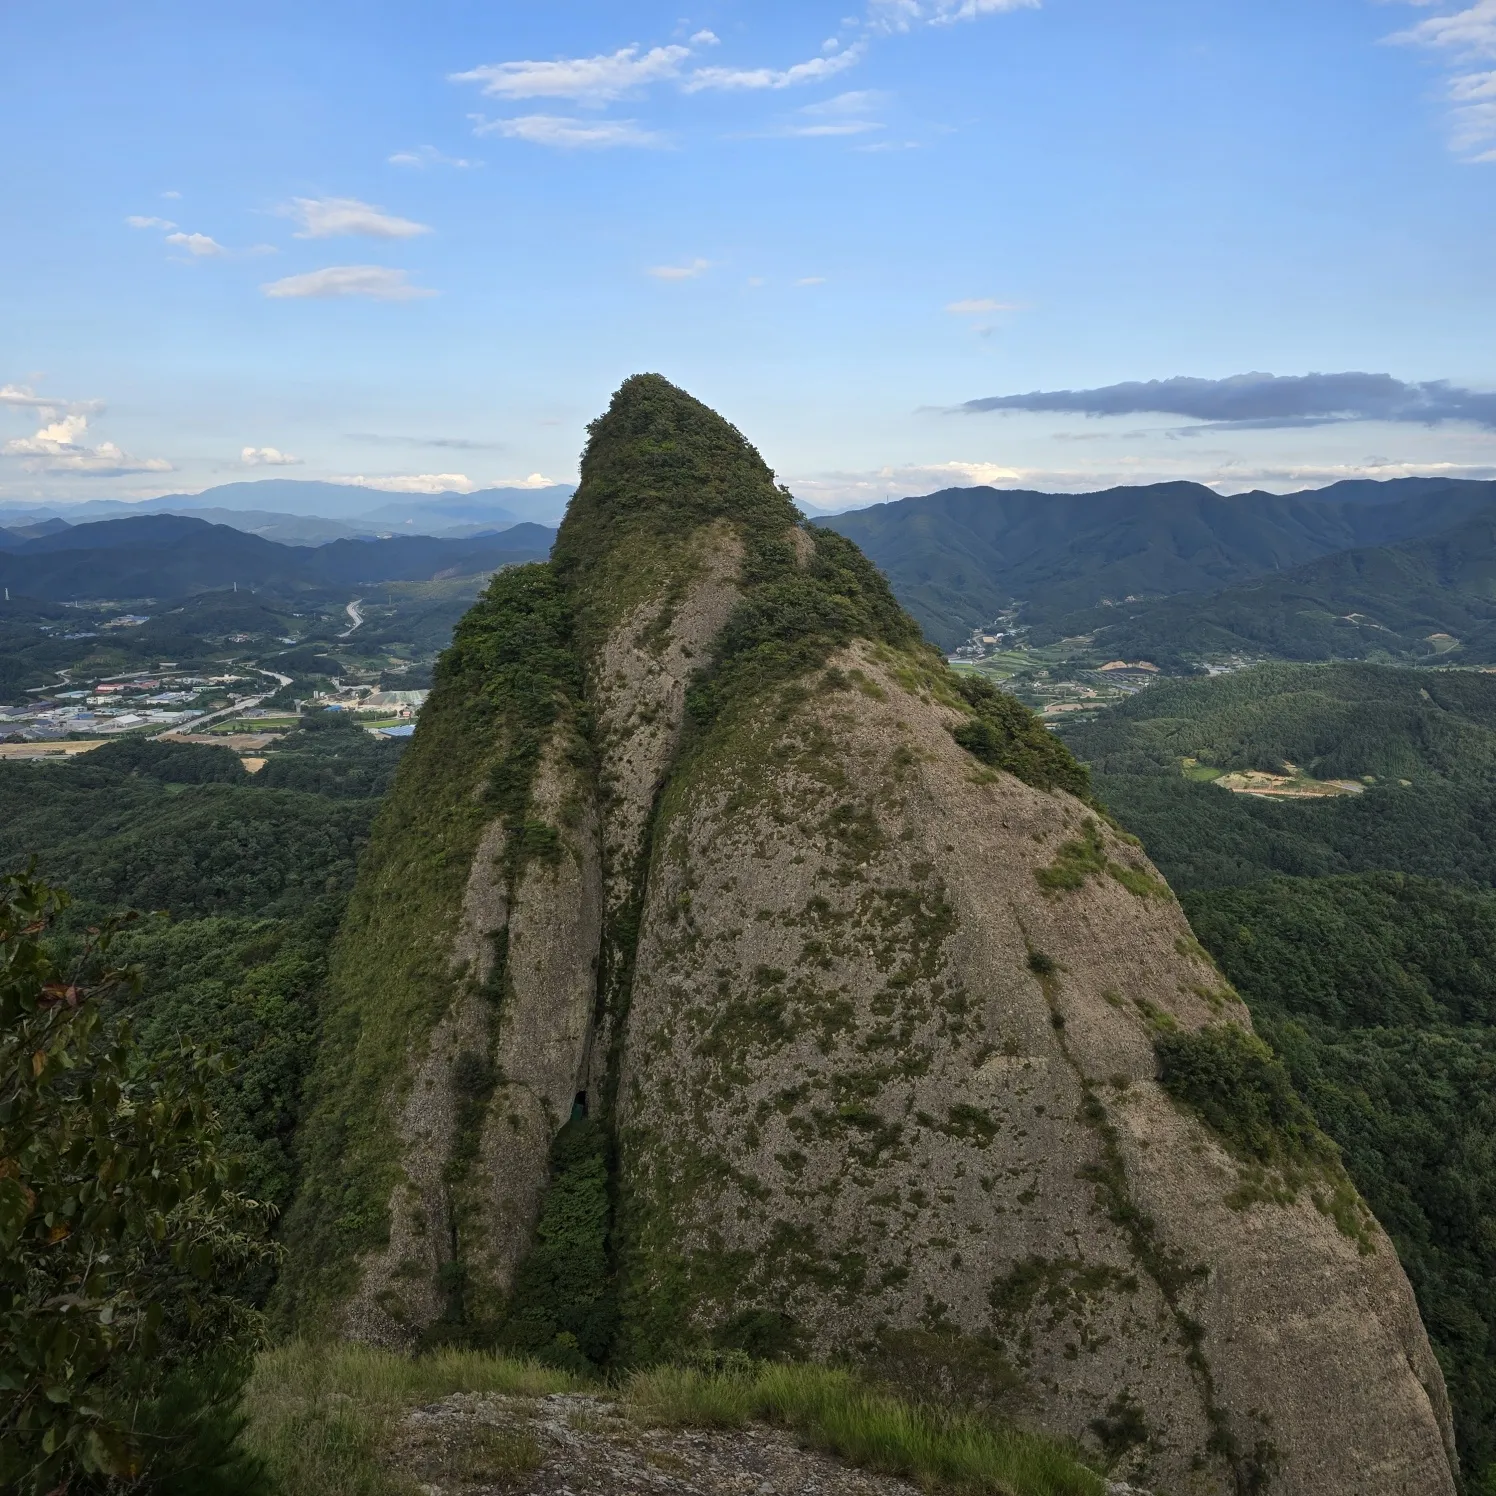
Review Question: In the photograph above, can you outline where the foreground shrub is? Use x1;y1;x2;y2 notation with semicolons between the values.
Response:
0;870;276;1493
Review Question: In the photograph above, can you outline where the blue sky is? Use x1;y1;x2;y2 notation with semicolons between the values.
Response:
3;0;1496;509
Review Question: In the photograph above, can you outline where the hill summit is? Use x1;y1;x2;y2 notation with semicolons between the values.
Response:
278;375;1458;1494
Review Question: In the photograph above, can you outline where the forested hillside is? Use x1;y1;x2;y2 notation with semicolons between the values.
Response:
820;476;1496;649
1065;661;1496;782
1062;663;1496;1480
1079;508;1496;665
0;718;403;1223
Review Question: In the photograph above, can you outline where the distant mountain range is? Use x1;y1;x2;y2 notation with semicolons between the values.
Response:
0;513;557;602
821;476;1496;650
0;478;576;545
10;474;1496;665
1080;505;1496;666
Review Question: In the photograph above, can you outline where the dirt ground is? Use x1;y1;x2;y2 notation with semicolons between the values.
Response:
390;1391;921;1496
389;1391;1145;1496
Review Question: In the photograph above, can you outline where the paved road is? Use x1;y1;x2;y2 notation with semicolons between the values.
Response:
340;598;364;637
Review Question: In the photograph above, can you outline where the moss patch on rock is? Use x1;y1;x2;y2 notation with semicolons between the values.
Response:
1155;1024;1374;1248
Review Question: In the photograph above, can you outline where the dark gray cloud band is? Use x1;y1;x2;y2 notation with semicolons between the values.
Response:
960;372;1496;429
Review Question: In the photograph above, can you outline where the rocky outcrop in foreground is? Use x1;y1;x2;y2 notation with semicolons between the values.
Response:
281;375;1458;1496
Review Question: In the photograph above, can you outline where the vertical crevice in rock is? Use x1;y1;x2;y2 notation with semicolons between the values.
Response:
581;523;744;1109
464;735;602;1323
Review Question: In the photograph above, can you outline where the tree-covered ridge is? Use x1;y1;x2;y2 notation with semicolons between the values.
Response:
1076;506;1496;666
1092;771;1496;893
0;512;553;605
0;725;400;1242
819;477;1496;650
1063;661;1496;783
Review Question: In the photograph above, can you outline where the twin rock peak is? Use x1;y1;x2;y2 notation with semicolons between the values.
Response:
277;374;1459;1496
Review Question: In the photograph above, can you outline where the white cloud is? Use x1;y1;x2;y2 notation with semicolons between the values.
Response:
685;42;865;91
804;89;886;112
285;196;432;239
1449;69;1496;156
946;297;1018;313
388;145;479;168
161;189;182;199
795;276;827;285
331;473;479;494
498;471;563;489
451;45;690;104
1389;1;1496;159
770;89;886;136
690;30;721;46
1392;0;1496;58
0;384;62;411
473;114;664;148
869;0;1039;29
779;120;881;136
165;231;226;257
126;215;176;230
648;258;710;280
241;446;301;466
1;407;171;477
261;266;437;300
929;0;1041;20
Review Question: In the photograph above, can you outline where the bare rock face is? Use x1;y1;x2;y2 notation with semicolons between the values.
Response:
612;634;1456;1493
284;375;1458;1494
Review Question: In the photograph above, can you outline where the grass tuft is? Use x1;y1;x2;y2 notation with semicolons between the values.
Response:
625;1361;1104;1496
241;1341;581;1496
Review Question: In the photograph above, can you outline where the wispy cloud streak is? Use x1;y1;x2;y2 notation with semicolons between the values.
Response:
1389;1;1496;159
960;371;1496;428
